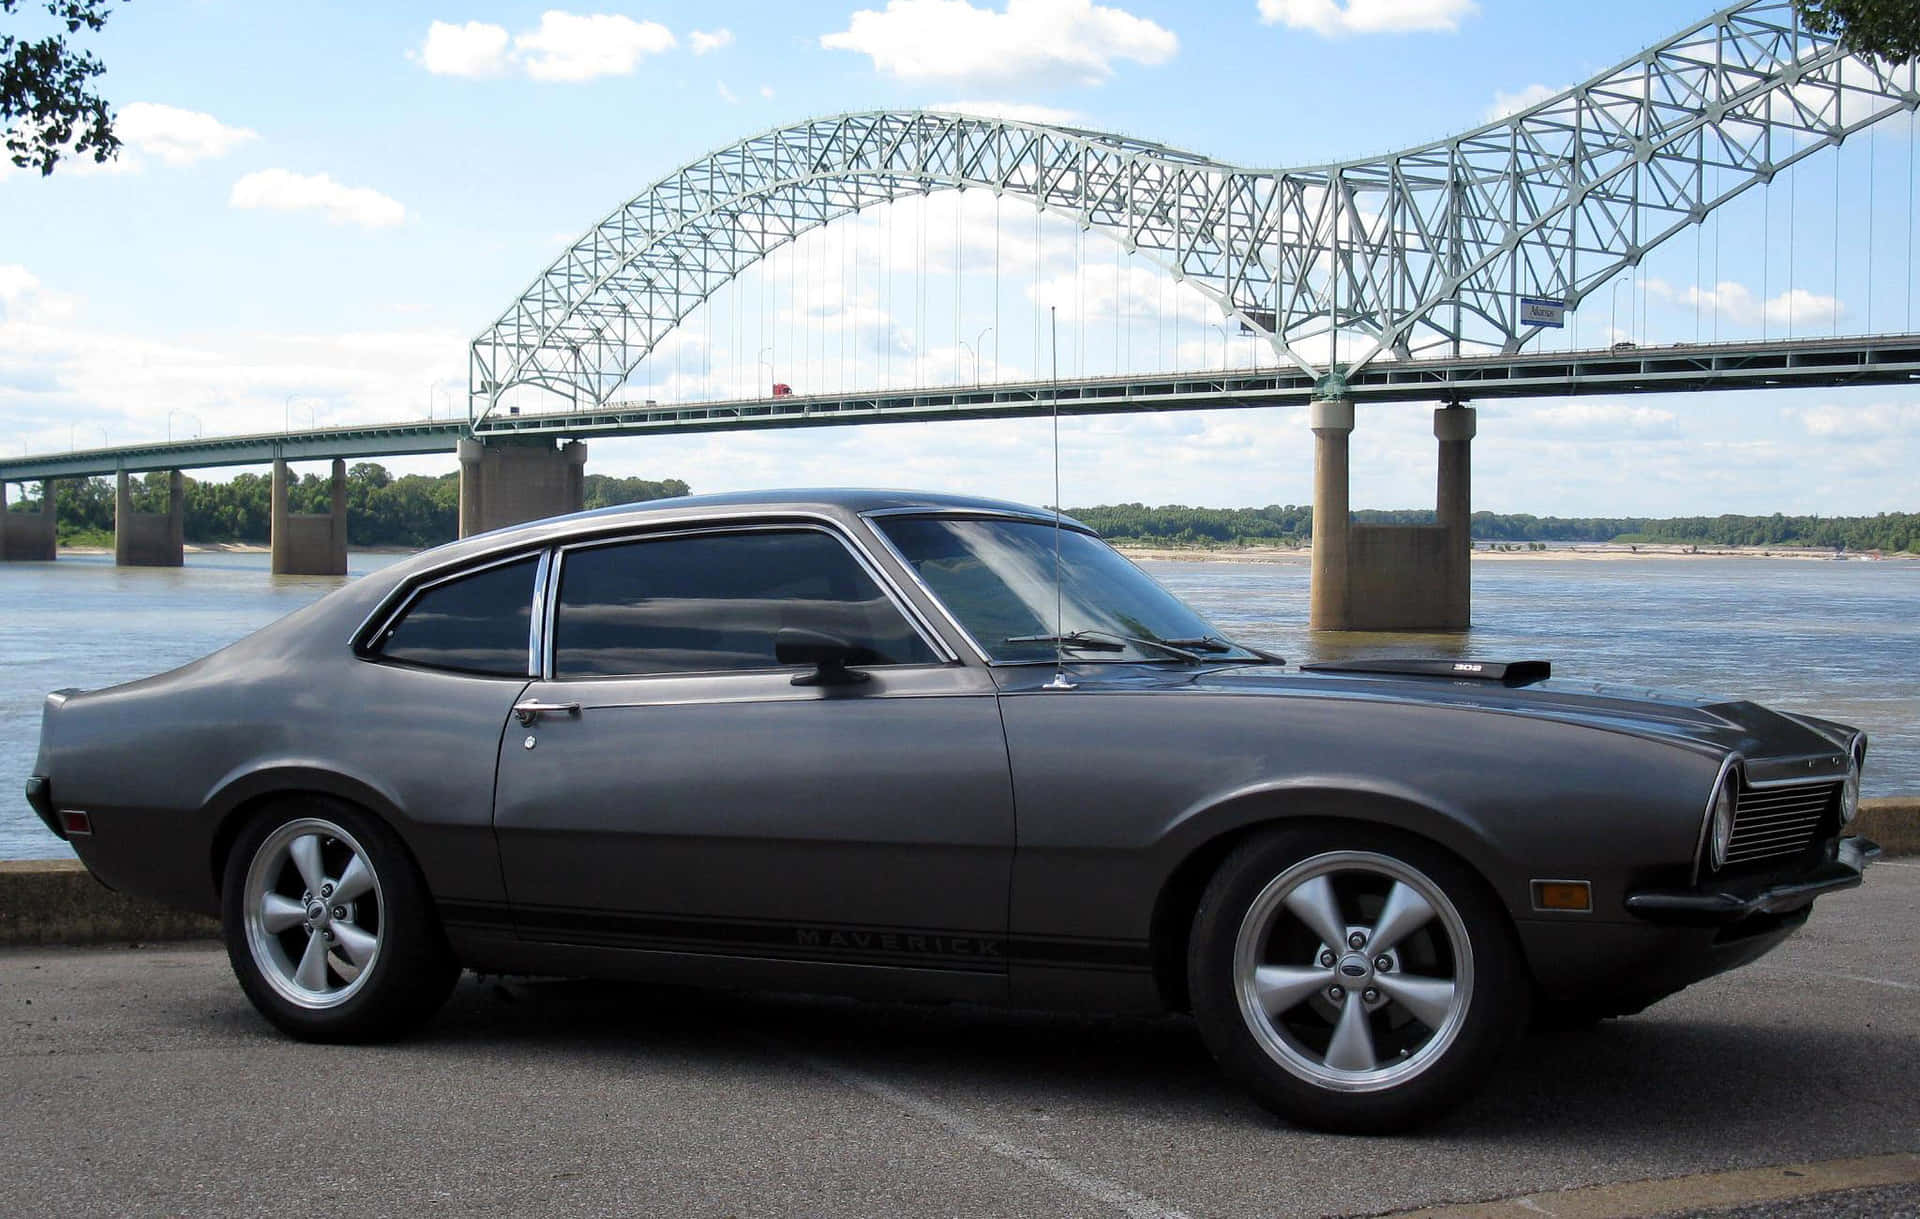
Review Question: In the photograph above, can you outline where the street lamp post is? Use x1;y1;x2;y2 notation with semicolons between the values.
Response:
1610;275;1632;345
166;409;201;442
974;326;993;385
758;346;774;398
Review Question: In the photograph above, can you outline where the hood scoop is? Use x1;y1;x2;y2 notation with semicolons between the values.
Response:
1300;658;1552;688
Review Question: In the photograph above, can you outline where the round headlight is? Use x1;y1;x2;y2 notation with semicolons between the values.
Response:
1840;753;1862;826
1709;780;1737;871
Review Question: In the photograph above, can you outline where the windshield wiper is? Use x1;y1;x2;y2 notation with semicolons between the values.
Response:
1163;635;1287;664
1006;630;1202;663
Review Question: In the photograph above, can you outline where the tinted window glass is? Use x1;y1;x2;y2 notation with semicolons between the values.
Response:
554;530;939;678
375;557;537;677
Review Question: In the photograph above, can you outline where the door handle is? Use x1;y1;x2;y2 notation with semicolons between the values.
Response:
514;700;581;726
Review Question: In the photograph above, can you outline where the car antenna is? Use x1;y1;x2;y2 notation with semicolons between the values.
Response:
1044;304;1075;692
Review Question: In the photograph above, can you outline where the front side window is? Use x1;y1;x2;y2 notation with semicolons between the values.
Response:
373;557;538;677
876;515;1259;664
552;529;939;678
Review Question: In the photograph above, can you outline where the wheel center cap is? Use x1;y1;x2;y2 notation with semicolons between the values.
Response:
1338;953;1371;980
307;903;327;923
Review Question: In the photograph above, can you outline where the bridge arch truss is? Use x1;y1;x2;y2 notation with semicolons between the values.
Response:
470;0;1920;423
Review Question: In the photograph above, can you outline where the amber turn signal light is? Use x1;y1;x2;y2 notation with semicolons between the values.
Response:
1531;880;1591;912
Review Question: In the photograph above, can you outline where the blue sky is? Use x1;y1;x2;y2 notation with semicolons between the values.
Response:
3;0;1917;516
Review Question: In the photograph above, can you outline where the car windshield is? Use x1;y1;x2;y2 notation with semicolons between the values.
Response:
875;515;1262;665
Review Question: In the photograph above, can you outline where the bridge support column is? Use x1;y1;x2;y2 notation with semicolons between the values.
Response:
1433;404;1476;630
1308;400;1475;632
270;459;349;575
1;480;58;561
457;437;587;538
115;470;184;567
1308;398;1354;630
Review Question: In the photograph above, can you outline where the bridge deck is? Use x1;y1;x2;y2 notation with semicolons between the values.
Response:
6;334;1918;482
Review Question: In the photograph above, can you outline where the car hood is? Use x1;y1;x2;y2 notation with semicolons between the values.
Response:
996;663;1855;782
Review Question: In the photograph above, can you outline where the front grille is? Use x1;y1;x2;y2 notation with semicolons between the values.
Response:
1725;780;1837;867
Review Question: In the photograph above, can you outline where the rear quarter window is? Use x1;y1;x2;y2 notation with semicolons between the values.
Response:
371;557;539;677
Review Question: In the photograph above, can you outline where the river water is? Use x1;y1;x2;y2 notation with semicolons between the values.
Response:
2;550;1914;860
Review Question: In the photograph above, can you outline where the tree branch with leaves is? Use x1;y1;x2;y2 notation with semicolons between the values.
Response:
2;0;124;177
1796;0;1920;63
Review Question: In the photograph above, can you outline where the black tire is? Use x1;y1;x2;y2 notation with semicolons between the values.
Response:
221;797;459;1042
1188;824;1528;1133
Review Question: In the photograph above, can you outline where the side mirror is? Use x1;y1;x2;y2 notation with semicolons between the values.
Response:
774;627;873;687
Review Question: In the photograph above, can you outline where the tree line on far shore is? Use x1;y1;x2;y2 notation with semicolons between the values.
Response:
1068;503;1920;554
7;479;1914;553
5;466;688;548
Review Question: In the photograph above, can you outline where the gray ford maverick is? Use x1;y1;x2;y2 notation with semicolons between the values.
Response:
26;490;1877;1131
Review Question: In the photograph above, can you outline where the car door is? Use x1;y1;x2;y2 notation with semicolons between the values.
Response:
492;523;1014;996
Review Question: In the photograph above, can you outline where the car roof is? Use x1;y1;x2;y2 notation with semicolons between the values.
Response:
376;487;1091;589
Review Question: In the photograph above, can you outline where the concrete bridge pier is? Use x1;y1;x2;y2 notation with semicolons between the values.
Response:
457;437;587;538
115;470;184;567
1;480;58;561
1308;399;1475;632
270;459;348;575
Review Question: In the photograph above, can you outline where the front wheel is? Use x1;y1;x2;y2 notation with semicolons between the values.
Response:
221;799;458;1042
1188;826;1527;1133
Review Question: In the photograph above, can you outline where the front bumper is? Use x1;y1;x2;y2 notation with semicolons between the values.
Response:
1623;835;1878;927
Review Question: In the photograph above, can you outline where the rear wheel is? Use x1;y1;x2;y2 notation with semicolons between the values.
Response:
1188;826;1526;1132
221;799;458;1041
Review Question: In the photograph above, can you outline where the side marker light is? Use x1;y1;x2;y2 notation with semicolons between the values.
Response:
1531;880;1591;912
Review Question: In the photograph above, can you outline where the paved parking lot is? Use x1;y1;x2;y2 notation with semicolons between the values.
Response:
5;863;1917;1219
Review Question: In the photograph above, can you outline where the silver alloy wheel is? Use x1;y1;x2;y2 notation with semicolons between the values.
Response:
1232;850;1474;1093
242;817;385;1010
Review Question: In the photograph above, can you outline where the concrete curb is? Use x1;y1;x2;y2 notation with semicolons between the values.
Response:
1;860;218;947
1857;797;1920;858
3;800;1915;948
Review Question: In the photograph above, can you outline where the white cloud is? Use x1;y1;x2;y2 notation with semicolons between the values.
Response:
116;102;258;167
0;102;255;179
822;0;1177;87
717;80;740;104
0;264;79;323
1792;402;1920;439
1646;279;1844;330
928;99;1083;125
690;28;734;55
413;12;676;81
1485;83;1560;123
229;170;407;229
760;84;775;99
1258;0;1477;36
1525;402;1677;433
0;272;470;455
515;11;676;81
416;20;512;77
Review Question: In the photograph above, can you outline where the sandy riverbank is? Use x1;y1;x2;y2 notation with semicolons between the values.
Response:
55;543;418;557
1116;542;1919;564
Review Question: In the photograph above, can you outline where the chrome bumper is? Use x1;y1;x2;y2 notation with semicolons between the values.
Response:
1623;836;1878;927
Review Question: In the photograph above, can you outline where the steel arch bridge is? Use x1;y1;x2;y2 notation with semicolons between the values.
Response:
469;0;1920;425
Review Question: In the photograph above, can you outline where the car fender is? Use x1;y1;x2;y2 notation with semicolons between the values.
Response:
201;761;417;897
1157;774;1520;909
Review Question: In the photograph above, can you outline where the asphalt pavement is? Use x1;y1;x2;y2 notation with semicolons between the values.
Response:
4;862;1917;1219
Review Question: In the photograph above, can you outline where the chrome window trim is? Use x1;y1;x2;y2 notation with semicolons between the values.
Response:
860;513;998;665
528;548;554;679
357;549;546;679
542;519;956;680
